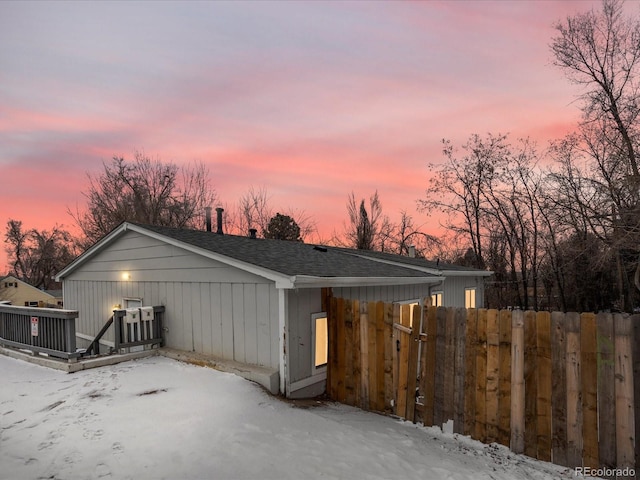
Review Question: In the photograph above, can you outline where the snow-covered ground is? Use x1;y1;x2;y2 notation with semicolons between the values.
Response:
1;354;579;480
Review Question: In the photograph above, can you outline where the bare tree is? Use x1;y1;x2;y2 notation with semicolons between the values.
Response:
4;220;78;289
70;152;216;247
225;186;316;240
551;0;640;310
378;210;441;258
419;133;510;270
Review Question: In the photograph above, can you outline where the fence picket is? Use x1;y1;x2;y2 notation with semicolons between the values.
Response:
367;301;378;411
510;310;525;454
464;308;478;437
565;312;583;469
443;307;456;426
597;312;616;470
633;314;640;471
352;300;362;408
453;307;467;434
405;304;421;422
551;311;568;466
384;302;394;413
614;313;635;469
498;309;512;448
336;298;346;403
536;311;552;462
376;302;386;413
360;301;370;410
580;312;598;469
421;305;437;427
475;308;488;443
485;309;500;443
433;306;447;429
344;300;355;406
523;310;537;458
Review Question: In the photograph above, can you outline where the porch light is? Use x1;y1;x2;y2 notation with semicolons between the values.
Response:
121;272;131;281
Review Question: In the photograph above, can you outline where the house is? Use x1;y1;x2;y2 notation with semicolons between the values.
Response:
55;222;491;398
0;275;62;308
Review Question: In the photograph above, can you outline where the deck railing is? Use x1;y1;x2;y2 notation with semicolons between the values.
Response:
113;306;164;353
0;304;80;362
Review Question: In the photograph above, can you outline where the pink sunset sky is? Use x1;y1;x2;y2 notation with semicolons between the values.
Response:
0;0;613;273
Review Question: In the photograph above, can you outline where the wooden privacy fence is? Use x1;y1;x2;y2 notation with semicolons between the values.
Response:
326;297;639;474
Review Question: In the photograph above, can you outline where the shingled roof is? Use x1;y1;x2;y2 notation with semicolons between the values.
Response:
134;223;435;279
57;222;489;287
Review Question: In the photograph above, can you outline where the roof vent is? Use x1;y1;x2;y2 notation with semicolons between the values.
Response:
408;245;416;258
249;228;257;239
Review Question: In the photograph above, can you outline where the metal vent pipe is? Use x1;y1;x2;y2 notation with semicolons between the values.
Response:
216;207;224;235
205;207;212;232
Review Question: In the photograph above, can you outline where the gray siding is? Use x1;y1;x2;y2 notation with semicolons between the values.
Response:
63;231;279;369
436;276;486;308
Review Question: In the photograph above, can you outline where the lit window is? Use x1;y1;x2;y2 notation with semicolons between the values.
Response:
312;313;328;369
465;288;476;309
431;291;443;307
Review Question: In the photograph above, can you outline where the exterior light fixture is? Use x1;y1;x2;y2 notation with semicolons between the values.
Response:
122;272;131;280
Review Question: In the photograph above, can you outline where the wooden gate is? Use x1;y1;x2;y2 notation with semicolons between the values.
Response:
326;297;423;419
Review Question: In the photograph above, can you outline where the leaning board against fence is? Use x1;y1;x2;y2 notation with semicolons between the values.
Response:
326;297;639;473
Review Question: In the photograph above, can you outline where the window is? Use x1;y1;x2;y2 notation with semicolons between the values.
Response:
312;312;328;369
465;288;476;309
431;291;443;307
395;300;420;327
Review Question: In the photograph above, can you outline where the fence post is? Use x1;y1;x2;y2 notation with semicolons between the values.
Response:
510;309;525;454
113;310;122;353
64;316;77;362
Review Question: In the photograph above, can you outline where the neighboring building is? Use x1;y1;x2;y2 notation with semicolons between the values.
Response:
56;222;491;398
0;275;62;308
